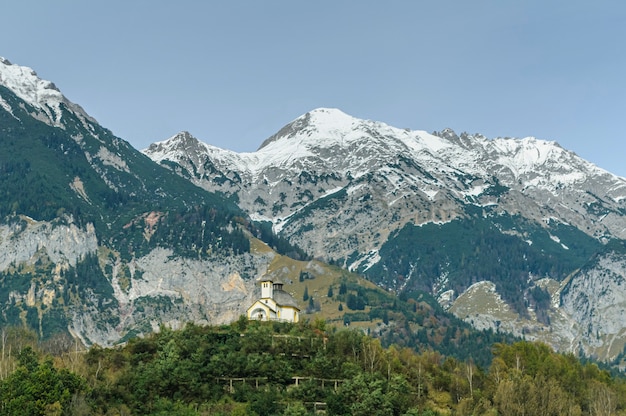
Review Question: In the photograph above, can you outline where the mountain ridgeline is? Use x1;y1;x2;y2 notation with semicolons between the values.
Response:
145;108;626;363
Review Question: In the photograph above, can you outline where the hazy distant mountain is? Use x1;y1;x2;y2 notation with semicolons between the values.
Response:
145;108;626;361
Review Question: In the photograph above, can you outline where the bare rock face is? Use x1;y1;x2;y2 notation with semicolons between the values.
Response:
68;247;269;346
561;250;626;359
0;217;98;270
0;215;278;347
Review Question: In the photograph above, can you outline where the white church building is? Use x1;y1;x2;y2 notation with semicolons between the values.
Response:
247;278;300;323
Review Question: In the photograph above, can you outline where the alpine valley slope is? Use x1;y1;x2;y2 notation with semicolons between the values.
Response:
0;57;291;347
145;108;626;361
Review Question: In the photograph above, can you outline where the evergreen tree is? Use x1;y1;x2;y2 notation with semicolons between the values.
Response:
0;347;86;415
2;316;620;415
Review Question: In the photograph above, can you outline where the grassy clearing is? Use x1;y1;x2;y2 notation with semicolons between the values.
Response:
249;237;381;328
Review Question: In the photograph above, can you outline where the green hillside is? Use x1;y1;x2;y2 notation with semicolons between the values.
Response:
0;85;242;233
0;321;624;415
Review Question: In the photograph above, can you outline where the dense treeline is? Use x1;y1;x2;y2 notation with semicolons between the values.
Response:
112;205;250;261
0;346;85;415
0;320;625;415
252;221;311;261
367;214;601;317
0;93;248;250
331;281;519;369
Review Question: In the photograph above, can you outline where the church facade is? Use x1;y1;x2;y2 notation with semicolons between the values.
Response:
246;278;300;323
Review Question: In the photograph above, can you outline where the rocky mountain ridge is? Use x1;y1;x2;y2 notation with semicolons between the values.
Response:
144;109;626;361
145;109;626;276
0;57;96;132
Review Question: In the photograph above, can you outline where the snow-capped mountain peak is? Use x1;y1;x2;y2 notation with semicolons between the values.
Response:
255;107;454;167
301;107;358;133
258;107;358;150
148;131;202;155
145;130;238;162
145;107;626;244
0;56;93;127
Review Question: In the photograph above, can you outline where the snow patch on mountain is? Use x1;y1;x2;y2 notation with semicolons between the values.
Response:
0;56;94;128
0;94;19;120
349;249;381;273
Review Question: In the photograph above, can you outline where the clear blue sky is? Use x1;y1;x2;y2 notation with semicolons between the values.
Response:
2;1;625;177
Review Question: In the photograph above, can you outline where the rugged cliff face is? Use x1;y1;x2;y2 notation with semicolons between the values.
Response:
560;242;626;359
0;212;276;346
145;108;626;361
